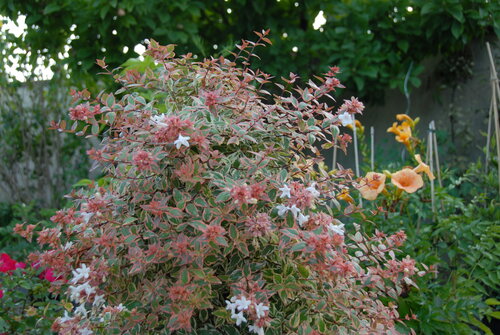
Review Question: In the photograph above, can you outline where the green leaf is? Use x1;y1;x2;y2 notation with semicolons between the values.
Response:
215;191;231;203
215;236;229;247
451;22;463;39
106;94;115;107
297;264;310;278
180;268;190;285
421;3;435;15
485;298;500;306
289;309;301;329
468;316;493;335
397;40;409;53
43;3;60;15
448;6;465;23
185;203;199;217
488;311;500;319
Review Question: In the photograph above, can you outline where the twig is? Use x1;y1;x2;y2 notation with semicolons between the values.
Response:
485;99;493;173
485;42;500;194
332;135;338;170
370;126;375;171
428;122;435;214
352;115;362;207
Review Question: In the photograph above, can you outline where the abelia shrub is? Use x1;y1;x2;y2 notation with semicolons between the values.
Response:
27;32;428;334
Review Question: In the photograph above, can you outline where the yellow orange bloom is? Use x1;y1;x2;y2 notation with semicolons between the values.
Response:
413;154;435;180
396;114;414;126
387;122;400;135
347;120;364;134
395;124;412;145
358;172;386;200
391;168;424;193
336;189;354;203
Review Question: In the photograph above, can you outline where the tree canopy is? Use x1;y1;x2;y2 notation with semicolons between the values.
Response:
1;0;498;101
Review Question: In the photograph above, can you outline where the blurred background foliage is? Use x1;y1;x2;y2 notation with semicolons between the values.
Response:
0;0;498;101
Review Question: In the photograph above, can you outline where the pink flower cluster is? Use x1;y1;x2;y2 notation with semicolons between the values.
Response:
69;103;101;121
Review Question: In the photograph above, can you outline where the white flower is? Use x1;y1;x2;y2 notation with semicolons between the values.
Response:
80;282;96;296
174;134;190;149
278;184;292;198
80;212;93;224
306;183;320;198
235;296;252;311
288;204;301;218
226;300;237;314
150;114;168;126
71;264;90;284
231;311;247;326
63;242;73;250
59;310;73;323
338;112;354;126
69;282;95;302
254;302;269;319
79;328;93;335
297;213;309;227
93;294;106;307
249;325;265;335
276;204;290;216
116;303;126;311
328;223;345;236
75;304;88;317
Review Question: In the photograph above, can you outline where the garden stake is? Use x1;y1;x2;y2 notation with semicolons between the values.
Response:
431;121;442;188
332;135;338;170
428;122;436;214
485;99;493;174
431;121;444;210
486;42;500;193
370;126;375;171
352;115;362;206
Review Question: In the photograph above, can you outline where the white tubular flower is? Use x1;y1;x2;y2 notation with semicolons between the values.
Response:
174;134;190;149
63;241;74;250
249;325;265;335
306;182;320;198
75;304;88;317
71;264;90;284
235;296;252;311
278;184;292;198
288;204;301;218
59;310;74;323
93;294;106;307
276;204;290;217
338;112;354;126
79;328;93;335
254;302;269;319
80;212;93;224
150;114;168;126
297;213;309;227
328;223;345;236
226;300;237;314
232;311;247;326
116;303;126;311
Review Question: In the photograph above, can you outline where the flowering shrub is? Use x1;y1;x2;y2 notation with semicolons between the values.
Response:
22;33;428;334
0;253;61;334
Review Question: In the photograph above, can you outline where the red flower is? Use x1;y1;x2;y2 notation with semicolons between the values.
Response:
0;289;3;299
0;253;17;273
39;268;58;282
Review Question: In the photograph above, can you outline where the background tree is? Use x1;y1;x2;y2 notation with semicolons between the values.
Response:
1;0;498;102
